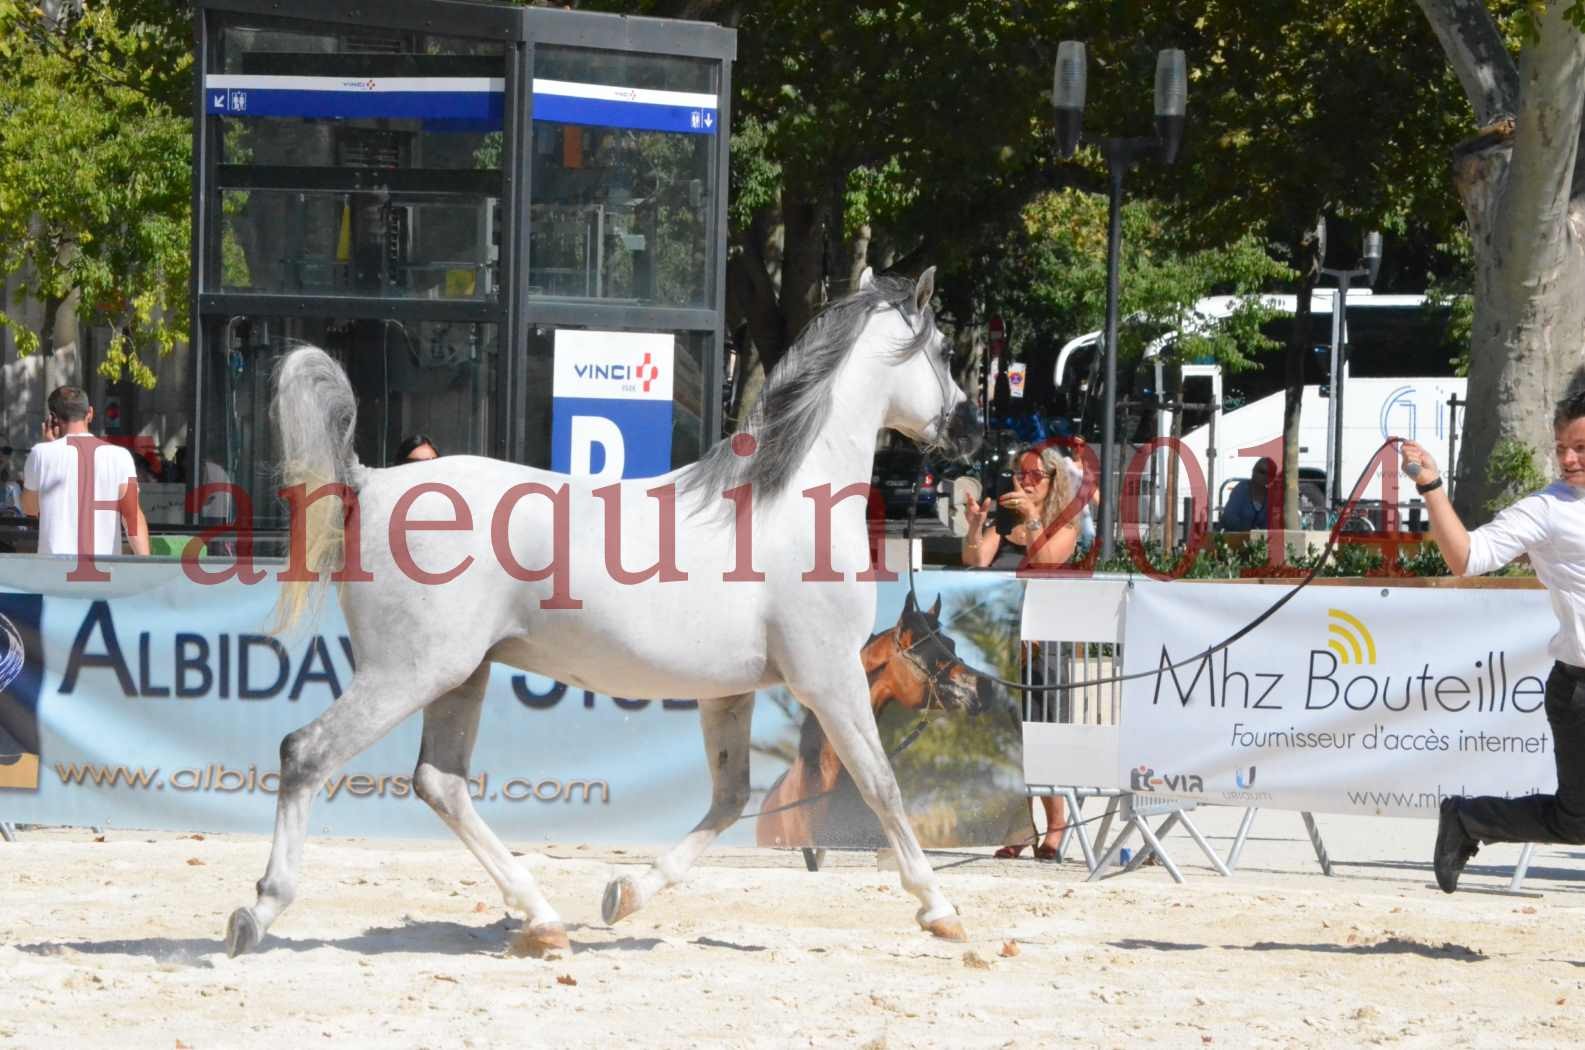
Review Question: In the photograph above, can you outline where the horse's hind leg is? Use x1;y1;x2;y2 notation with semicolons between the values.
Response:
603;693;753;925
413;664;568;957
225;667;458;957
795;669;965;941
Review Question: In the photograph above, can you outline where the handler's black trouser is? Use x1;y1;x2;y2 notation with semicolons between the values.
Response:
1457;662;1585;845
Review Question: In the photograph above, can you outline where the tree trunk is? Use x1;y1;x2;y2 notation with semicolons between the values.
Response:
722;208;786;429
1457;149;1585;519
1419;0;1585;521
1282;226;1323;534
39;294;62;361
779;180;832;349
1164;362;1182;547
846;223;872;292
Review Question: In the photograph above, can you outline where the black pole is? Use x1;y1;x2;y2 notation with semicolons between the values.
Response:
1100;149;1126;562
1326;272;1353;507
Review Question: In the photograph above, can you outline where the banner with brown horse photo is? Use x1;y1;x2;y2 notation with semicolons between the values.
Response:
752;576;1027;849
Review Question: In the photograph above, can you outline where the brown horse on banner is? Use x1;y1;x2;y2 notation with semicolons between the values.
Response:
756;592;992;847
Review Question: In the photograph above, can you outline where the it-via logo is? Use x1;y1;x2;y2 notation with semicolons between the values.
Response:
1235;765;1257;789
1326;608;1377;666
1130;764;1204;793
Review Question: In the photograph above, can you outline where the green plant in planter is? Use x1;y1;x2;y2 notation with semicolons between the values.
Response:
1397;542;1449;577
1324;539;1385;577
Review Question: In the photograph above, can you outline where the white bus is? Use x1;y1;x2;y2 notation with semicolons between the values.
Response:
1051;290;1465;528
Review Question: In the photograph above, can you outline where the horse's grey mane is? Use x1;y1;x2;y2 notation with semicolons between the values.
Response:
683;274;938;509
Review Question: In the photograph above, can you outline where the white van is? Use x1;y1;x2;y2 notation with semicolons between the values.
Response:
1052;290;1465;527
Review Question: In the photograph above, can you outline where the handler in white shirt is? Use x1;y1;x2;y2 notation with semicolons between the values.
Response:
20;386;150;558
1402;390;1585;894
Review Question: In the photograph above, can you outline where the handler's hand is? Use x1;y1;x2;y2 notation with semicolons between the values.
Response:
1400;440;1439;484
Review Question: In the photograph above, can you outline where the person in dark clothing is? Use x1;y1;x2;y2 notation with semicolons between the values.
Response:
1219;457;1276;531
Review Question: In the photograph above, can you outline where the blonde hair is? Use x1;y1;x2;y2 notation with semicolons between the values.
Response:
1025;446;1077;529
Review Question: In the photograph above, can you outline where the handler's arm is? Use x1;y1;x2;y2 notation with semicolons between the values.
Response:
1420;484;1470;575
1400;441;1470;574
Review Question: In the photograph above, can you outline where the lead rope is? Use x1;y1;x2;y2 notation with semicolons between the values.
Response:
904;436;1418;694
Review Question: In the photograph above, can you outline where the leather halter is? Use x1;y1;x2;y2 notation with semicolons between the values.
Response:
889;621;965;712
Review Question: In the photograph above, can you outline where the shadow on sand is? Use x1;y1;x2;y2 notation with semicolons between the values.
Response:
13;917;715;962
1108;935;1486;962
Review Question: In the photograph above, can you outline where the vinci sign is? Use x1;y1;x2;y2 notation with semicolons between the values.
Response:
551;330;675;480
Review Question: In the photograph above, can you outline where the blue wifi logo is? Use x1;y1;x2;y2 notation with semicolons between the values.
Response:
1235;766;1257;789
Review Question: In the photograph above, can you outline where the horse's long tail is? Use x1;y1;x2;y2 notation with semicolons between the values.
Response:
270;345;365;636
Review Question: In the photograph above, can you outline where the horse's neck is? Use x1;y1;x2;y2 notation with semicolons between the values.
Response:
862;639;897;717
790;362;888;493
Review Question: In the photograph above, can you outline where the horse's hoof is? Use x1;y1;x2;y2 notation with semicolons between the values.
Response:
225;907;262;958
509;922;570;959
924;914;968;941
601;876;641;925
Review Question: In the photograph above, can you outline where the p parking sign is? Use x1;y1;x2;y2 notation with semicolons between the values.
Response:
550;331;675;480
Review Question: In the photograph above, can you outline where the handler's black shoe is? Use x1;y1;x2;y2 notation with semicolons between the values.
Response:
1434;797;1479;893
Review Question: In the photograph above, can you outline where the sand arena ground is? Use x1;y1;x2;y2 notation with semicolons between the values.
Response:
5;808;1585;1049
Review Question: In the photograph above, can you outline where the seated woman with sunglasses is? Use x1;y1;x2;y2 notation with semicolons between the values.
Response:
961;445;1080;859
961;446;1081;571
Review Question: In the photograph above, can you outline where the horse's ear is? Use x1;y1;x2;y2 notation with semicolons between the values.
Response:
858;266;875;290
903;590;917;614
913;266;936;314
928;594;942;620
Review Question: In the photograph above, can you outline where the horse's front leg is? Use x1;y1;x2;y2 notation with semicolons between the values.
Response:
794;667;964;941
603;693;753;925
225;667;448;957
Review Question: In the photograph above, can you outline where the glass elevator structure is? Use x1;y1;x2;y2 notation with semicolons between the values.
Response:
191;0;735;524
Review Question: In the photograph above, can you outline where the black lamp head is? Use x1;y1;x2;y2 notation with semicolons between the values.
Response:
1153;48;1187;165
1363;230;1383;286
1052;40;1087;159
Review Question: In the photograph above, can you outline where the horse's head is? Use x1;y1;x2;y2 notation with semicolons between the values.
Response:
863;591;992;716
858;267;980;464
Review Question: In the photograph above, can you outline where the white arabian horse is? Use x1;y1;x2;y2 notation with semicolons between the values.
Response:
227;267;980;958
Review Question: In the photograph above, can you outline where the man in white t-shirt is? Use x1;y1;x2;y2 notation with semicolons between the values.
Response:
20;386;150;558
1404;389;1585;894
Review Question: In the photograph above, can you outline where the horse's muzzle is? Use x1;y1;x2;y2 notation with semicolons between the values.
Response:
941;403;982;463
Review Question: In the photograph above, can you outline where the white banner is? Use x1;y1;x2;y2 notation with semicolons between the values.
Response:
1120;580;1557;817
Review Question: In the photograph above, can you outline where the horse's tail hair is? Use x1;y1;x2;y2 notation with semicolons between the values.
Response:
270;345;365;637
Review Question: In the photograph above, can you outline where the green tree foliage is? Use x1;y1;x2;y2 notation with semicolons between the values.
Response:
1145;0;1474;527
0;1;192;386
980;188;1291;371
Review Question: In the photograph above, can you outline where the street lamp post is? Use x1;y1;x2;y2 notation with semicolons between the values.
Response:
1318;225;1383;507
1053;43;1187;561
